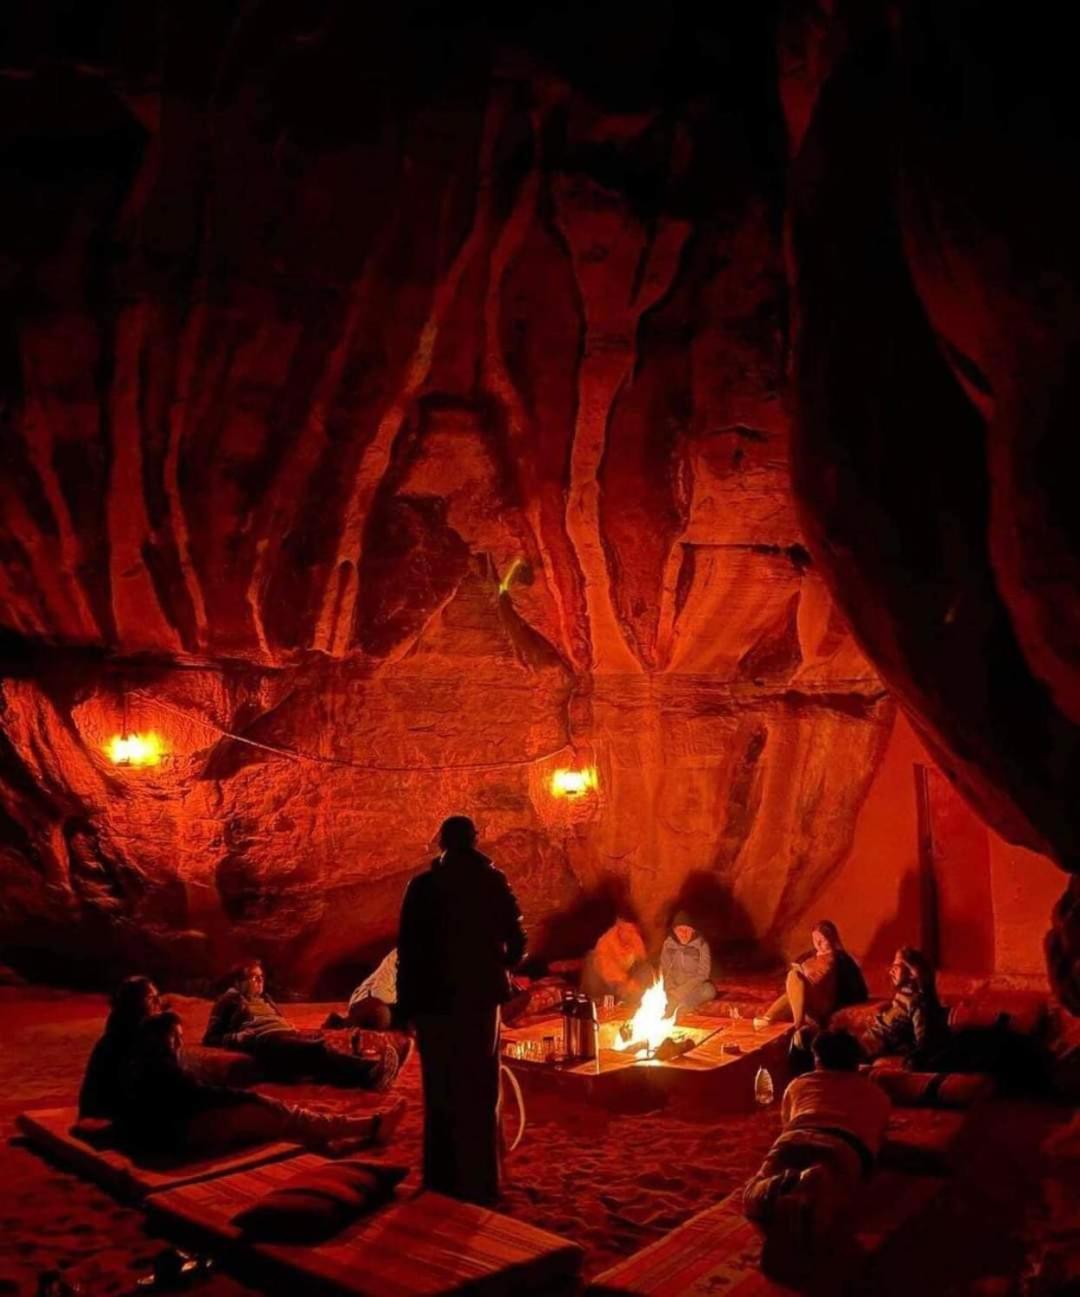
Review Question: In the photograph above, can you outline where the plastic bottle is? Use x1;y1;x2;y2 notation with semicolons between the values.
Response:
754;1066;775;1106
577;992;598;1063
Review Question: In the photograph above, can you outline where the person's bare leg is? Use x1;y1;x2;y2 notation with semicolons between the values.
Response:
785;969;808;1030
761;992;791;1027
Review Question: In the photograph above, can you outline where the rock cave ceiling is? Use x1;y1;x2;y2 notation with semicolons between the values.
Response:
0;2;1076;1004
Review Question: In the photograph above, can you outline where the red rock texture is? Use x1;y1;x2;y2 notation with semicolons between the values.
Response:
0;4;1075;998
783;1;1080;1005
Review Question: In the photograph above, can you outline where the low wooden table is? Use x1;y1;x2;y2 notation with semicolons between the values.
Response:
501;1011;791;1112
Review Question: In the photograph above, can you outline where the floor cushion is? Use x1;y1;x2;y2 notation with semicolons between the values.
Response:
879;1107;969;1175
233;1158;408;1243
947;993;1047;1036
869;1068;995;1107
16;1106;300;1201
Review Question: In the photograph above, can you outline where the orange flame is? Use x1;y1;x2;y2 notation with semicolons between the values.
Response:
106;733;164;767
616;977;679;1055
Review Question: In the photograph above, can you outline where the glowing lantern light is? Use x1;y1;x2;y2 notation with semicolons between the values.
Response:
550;766;597;797
106;732;164;767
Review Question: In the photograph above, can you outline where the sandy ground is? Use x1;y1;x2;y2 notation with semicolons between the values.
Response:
0;987;1076;1296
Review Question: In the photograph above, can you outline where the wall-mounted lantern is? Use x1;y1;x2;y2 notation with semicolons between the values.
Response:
106;732;164;767
550;766;598;798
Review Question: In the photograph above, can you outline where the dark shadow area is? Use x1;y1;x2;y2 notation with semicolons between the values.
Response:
310;940;394;1004
527;875;635;968
669;870;778;973
865;868;924;965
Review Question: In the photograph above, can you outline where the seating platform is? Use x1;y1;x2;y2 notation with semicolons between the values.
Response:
586;1171;945;1296
148;1152;584;1296
15;1107;300;1202
502;1012;791;1111
879;1106;968;1176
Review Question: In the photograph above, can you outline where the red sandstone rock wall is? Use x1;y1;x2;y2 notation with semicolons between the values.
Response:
0;5;893;991
0;4;1074;997
782;1;1080;1006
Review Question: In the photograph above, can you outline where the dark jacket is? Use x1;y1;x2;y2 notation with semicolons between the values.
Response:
117;1039;251;1152
795;948;869;1012
79;1029;136;1119
203;988;289;1049
397;847;527;1019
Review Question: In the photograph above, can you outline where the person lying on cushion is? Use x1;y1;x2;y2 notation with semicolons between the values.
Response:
79;975;162;1119
756;920;868;1045
659;911;716;1014
742;1030;891;1261
862;947;948;1068
119;1011;404;1157
329;949;399;1032
580;916;652;1006
205;959;409;1089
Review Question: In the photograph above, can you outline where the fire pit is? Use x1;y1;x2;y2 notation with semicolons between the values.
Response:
610;977;708;1063
501;989;792;1113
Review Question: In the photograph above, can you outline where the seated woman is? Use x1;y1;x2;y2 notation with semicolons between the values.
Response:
120;1011;404;1157
862;947;948;1068
580;916;652;1005
79;975;161;1119
757;920;868;1043
660;911;715;1014
205;959;408;1089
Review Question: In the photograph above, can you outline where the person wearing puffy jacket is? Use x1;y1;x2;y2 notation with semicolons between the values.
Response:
660;911;715;1014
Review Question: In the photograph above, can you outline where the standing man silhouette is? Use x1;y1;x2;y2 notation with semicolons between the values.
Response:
397;815;527;1204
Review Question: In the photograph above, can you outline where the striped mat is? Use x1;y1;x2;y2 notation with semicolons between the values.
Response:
150;1153;583;1296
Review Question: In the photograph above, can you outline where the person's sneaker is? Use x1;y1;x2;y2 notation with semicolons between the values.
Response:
322;1011;348;1030
373;1034;402;1092
753;1017;770;1031
134;1248;214;1290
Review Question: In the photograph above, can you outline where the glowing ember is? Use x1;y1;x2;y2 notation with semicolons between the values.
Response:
106;732;163;767
617;977;679;1055
550;766;597;797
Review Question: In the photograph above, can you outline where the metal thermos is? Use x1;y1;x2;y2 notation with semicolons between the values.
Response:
576;992;598;1062
561;990;578;1059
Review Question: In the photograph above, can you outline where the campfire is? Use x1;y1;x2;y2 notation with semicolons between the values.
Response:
615;978;694;1061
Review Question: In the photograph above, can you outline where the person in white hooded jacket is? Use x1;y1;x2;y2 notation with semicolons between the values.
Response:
659;910;715;1014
